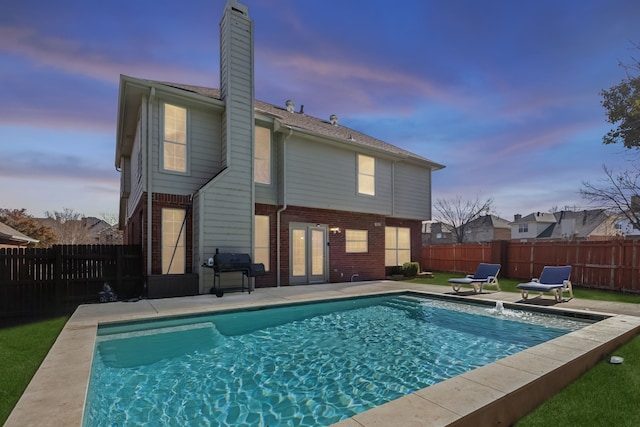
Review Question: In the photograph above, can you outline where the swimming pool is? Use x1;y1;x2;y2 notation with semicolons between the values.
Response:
83;293;593;426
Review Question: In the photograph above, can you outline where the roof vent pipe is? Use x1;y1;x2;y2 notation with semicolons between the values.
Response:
285;100;295;113
330;114;338;125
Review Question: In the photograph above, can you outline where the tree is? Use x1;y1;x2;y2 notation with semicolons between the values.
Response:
44;208;92;244
433;196;493;243
581;165;640;231
601;44;640;148
0;208;58;247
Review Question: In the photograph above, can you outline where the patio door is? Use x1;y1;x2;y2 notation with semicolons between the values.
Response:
290;223;327;285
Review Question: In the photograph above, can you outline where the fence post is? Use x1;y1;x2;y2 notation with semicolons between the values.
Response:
53;245;63;311
116;245;123;292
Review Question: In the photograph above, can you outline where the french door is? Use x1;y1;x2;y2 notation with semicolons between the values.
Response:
290;223;327;284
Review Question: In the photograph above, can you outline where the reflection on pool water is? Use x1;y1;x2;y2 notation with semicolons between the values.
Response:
83;294;594;426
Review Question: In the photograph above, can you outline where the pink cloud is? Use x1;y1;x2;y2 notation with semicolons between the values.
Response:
0;26;215;86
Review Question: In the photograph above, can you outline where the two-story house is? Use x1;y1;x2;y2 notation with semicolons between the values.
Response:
510;210;622;241
115;0;444;296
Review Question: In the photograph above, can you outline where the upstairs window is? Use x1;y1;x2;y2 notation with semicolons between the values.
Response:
357;154;375;196
254;126;271;184
518;224;528;233
163;103;187;172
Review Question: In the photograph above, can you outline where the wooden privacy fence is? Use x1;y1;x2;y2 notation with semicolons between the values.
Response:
0;245;143;318
422;240;640;294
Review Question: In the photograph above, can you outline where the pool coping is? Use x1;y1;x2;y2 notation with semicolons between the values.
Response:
5;281;640;427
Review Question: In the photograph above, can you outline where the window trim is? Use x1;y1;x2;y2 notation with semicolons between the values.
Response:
357;154;375;196
161;208;186;274
385;226;411;266
345;229;368;253
162;103;189;174
254;215;270;271
254;126;272;185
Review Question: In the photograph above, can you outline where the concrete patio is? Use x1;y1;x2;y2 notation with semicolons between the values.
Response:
5;281;640;426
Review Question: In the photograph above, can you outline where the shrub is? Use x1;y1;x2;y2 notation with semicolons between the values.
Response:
390;265;404;276
402;262;420;277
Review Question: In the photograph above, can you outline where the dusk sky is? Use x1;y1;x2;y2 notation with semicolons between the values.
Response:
2;0;639;222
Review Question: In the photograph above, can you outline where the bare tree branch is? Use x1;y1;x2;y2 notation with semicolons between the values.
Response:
581;165;640;231
433;196;494;243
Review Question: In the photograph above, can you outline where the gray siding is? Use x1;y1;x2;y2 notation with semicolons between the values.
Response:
127;114;144;218
197;2;254;273
393;162;431;220
150;96;223;196
285;135;393;215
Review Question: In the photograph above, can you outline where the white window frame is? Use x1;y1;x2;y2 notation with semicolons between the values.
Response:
254;215;270;271
385;226;411;266
518;223;528;233
163;103;188;173
254;126;271;185
357;154;375;196
162;208;186;274
345;229;368;253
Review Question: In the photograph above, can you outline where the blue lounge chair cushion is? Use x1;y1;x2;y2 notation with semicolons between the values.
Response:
517;266;573;302
449;263;501;293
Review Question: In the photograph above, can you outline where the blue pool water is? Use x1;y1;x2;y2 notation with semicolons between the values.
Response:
83;294;593;426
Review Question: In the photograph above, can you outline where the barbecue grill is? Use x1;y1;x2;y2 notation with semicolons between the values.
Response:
202;250;265;297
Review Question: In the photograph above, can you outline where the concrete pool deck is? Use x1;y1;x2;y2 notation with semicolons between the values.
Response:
5;280;640;427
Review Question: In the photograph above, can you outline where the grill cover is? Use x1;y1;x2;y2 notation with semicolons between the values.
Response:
213;253;252;273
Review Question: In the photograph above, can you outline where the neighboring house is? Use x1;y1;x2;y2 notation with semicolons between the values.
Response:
114;0;444;294
422;215;510;245
0;221;39;248
36;217;123;245
83;217;123;245
616;195;640;239
422;221;455;245
463;215;511;243
510;210;622;241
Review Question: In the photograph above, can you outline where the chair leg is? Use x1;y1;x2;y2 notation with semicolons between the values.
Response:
554;289;562;302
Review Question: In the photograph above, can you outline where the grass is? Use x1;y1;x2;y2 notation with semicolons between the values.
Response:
517;334;640;427
0;316;68;426
406;271;640;304
0;276;638;425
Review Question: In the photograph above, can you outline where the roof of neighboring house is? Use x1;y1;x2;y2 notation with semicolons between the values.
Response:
510;212;557;224
548;209;613;239
116;76;445;171
0;221;39;245
470;214;511;229
511;209;615;239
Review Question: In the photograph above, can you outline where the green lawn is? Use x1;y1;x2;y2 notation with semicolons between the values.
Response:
0;316;68;425
1;276;638;425
406;272;640;304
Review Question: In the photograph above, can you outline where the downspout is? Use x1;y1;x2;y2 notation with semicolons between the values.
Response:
146;87;155;276
276;127;293;287
391;160;396;217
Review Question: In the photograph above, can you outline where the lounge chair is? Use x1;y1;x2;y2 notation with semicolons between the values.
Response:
517;266;573;302
448;263;501;293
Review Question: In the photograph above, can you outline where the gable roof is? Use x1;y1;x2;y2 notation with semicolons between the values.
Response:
0;221;39;245
116;76;445;171
511;212;557;224
511;209;616;240
478;214;511;229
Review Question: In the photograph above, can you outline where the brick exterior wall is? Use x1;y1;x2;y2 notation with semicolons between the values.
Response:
255;204;422;287
126;197;422;288
124;192;193;275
